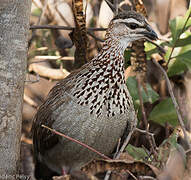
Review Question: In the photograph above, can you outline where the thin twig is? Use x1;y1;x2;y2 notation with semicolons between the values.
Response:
28;56;74;65
29;0;48;48
136;76;158;161
104;0;117;13
104;138;121;180
105;111;138;180
114;0;119;15
30;25;73;30
38;0;48;25
55;4;71;27
104;125;136;180
152;59;191;149
136;76;147;127
136;128;157;150
104;0;124;13
88;27;107;31
141;145;151;158
29;59;72;65
84;0;88;24
126;170;138;180
32;0;42;9
136;128;154;137
41;124;112;160
139;176;156;180
116;126;136;159
104;162;138;180
104;169;112;179
30;25;107;31
24;94;38;107
114;138;121;158
146;38;166;54
87;31;104;42
25;73;40;84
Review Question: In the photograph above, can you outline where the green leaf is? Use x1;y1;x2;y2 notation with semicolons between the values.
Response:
126;77;138;100
168;37;191;76
167;58;187;77
144;42;158;60
169;7;191;43
174;35;191;47
126;144;148;161
126;77;159;110
175;50;191;68
161;129;179;148
158;129;180;163
164;47;173;62
144;41;169;60
149;98;178;126
142;84;159;104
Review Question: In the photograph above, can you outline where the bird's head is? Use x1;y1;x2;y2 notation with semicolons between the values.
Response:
105;11;158;47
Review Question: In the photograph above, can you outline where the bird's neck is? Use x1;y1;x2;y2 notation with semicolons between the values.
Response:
88;36;130;92
103;35;131;53
92;36;131;72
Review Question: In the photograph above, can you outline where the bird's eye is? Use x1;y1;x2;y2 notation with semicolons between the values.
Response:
129;23;139;29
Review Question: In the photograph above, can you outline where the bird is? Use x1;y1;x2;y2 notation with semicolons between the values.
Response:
32;10;158;179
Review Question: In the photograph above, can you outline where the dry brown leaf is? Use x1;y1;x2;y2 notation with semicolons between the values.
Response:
53;171;98;180
117;152;134;161
124;66;136;81
28;63;70;80
24;94;38;108
25;74;57;101
82;158;159;179
158;148;186;180
21;135;33;145
22;102;37;123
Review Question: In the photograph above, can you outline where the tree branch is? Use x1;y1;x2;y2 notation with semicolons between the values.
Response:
30;25;107;31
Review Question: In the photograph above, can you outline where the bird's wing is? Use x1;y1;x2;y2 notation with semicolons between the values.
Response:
31;70;79;159
32;60;93;160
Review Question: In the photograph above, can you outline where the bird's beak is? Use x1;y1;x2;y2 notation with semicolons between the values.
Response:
142;25;158;40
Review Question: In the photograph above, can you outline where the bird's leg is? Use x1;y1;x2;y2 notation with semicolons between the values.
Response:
62;168;68;175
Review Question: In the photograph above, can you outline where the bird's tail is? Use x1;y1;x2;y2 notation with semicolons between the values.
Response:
34;159;59;180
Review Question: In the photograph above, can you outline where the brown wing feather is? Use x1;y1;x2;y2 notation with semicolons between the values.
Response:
32;61;93;162
32;70;80;158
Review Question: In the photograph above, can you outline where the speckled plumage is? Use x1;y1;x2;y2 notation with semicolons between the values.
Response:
32;10;157;177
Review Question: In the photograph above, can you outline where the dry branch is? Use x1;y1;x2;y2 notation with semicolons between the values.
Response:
30;56;74;63
30;25;107;31
24;94;38;107
136;75;158;161
28;63;70;80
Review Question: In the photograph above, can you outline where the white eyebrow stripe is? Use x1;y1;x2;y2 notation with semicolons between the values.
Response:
113;18;143;26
